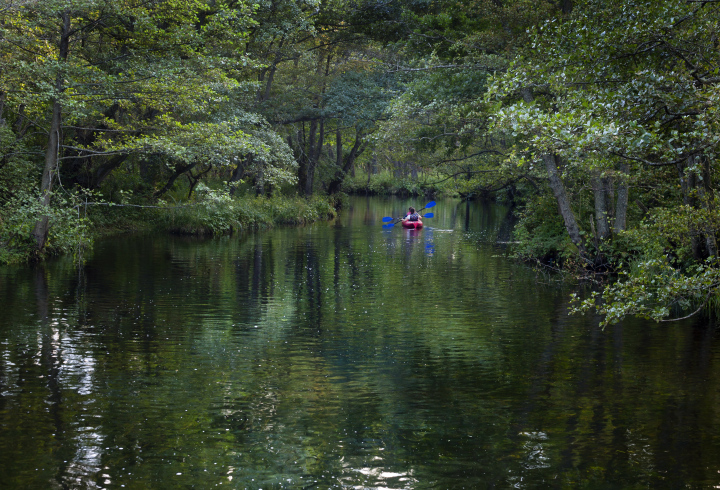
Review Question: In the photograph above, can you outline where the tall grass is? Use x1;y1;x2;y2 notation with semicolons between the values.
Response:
154;193;337;235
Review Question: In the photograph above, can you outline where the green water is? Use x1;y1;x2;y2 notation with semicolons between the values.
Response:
1;196;719;489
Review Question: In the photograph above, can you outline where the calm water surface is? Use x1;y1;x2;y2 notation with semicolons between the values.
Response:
1;197;719;489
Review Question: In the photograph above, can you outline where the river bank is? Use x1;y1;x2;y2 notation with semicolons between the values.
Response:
0;194;339;265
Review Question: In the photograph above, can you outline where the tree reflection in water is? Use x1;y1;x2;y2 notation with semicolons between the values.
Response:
0;196;718;488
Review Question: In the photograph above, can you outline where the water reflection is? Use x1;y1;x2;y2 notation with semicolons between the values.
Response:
423;228;435;257
0;196;718;488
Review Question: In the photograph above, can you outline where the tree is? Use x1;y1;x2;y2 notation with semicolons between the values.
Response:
489;0;720;322
371;0;564;198
0;0;269;252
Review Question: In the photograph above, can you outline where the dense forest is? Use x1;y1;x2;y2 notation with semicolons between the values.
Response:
1;0;719;325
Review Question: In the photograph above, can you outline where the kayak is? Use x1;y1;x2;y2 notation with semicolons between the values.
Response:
401;220;423;229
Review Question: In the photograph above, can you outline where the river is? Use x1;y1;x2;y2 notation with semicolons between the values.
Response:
1;196;719;488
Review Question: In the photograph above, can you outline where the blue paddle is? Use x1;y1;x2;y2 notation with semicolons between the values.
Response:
381;201;436;227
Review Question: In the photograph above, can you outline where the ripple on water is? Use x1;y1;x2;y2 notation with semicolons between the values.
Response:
0;198;717;489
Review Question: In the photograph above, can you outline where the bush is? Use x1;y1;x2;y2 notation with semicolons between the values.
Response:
154;187;337;235
512;193;577;266
342;170;448;197
0;190;92;264
0;186;338;264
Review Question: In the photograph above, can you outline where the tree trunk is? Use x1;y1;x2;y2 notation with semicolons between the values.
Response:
229;155;250;196
254;163;265;196
699;156;718;257
614;164;629;233
187;164;213;199
592;176;611;241
302;118;322;196
257;38;285;102
33;12;71;252
336;128;342;169
154;161;198;198
15;104;29;137
545;154;587;254
327;128;365;195
297;118;326;196
297;52;332;196
305;120;317;195
0;91;6;126
259;54;280;102
521;87;587;255
92;154;128;188
678;157;704;259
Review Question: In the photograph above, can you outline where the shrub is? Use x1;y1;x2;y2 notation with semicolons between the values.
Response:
0;190;92;264
154;188;337;235
512;193;577;265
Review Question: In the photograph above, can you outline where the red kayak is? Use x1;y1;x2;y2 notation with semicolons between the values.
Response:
401;220;423;229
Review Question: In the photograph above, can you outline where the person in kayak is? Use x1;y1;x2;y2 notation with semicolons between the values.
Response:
403;206;421;222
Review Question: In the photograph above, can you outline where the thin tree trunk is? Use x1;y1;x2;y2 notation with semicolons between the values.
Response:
154;161;198;198
336;128;342;169
0;91;6;126
678;158;704;259
187;164;213;199
328;128;365;195
15;104;28;137
259;39;283;102
699;156;718;257
261;62;276;101
297;123;309;193
33;12;71;252
92;154;128;188
254;163;265;196
521;87;587;255
304;119;318;195
545;154;587;254
229;155;249;196
614;164;629;233
592;176;611;241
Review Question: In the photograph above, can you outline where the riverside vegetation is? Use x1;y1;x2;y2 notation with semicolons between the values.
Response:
2;0;720;326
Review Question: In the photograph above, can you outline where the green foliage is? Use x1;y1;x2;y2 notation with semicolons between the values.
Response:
571;258;720;327
482;0;720;323
341;170;448;197
3;0;718;328
512;193;575;264
0;190;92;264
155;189;337;236
159;186;243;235
252;194;336;225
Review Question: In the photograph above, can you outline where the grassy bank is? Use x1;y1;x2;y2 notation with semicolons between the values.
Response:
150;193;338;236
0;193;339;265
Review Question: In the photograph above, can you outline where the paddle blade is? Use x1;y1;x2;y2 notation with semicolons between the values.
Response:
425;201;436;209
382;217;394;222
423;212;433;218
382;222;396;228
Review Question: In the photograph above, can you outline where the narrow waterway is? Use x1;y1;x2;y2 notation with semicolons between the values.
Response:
1;196;719;489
